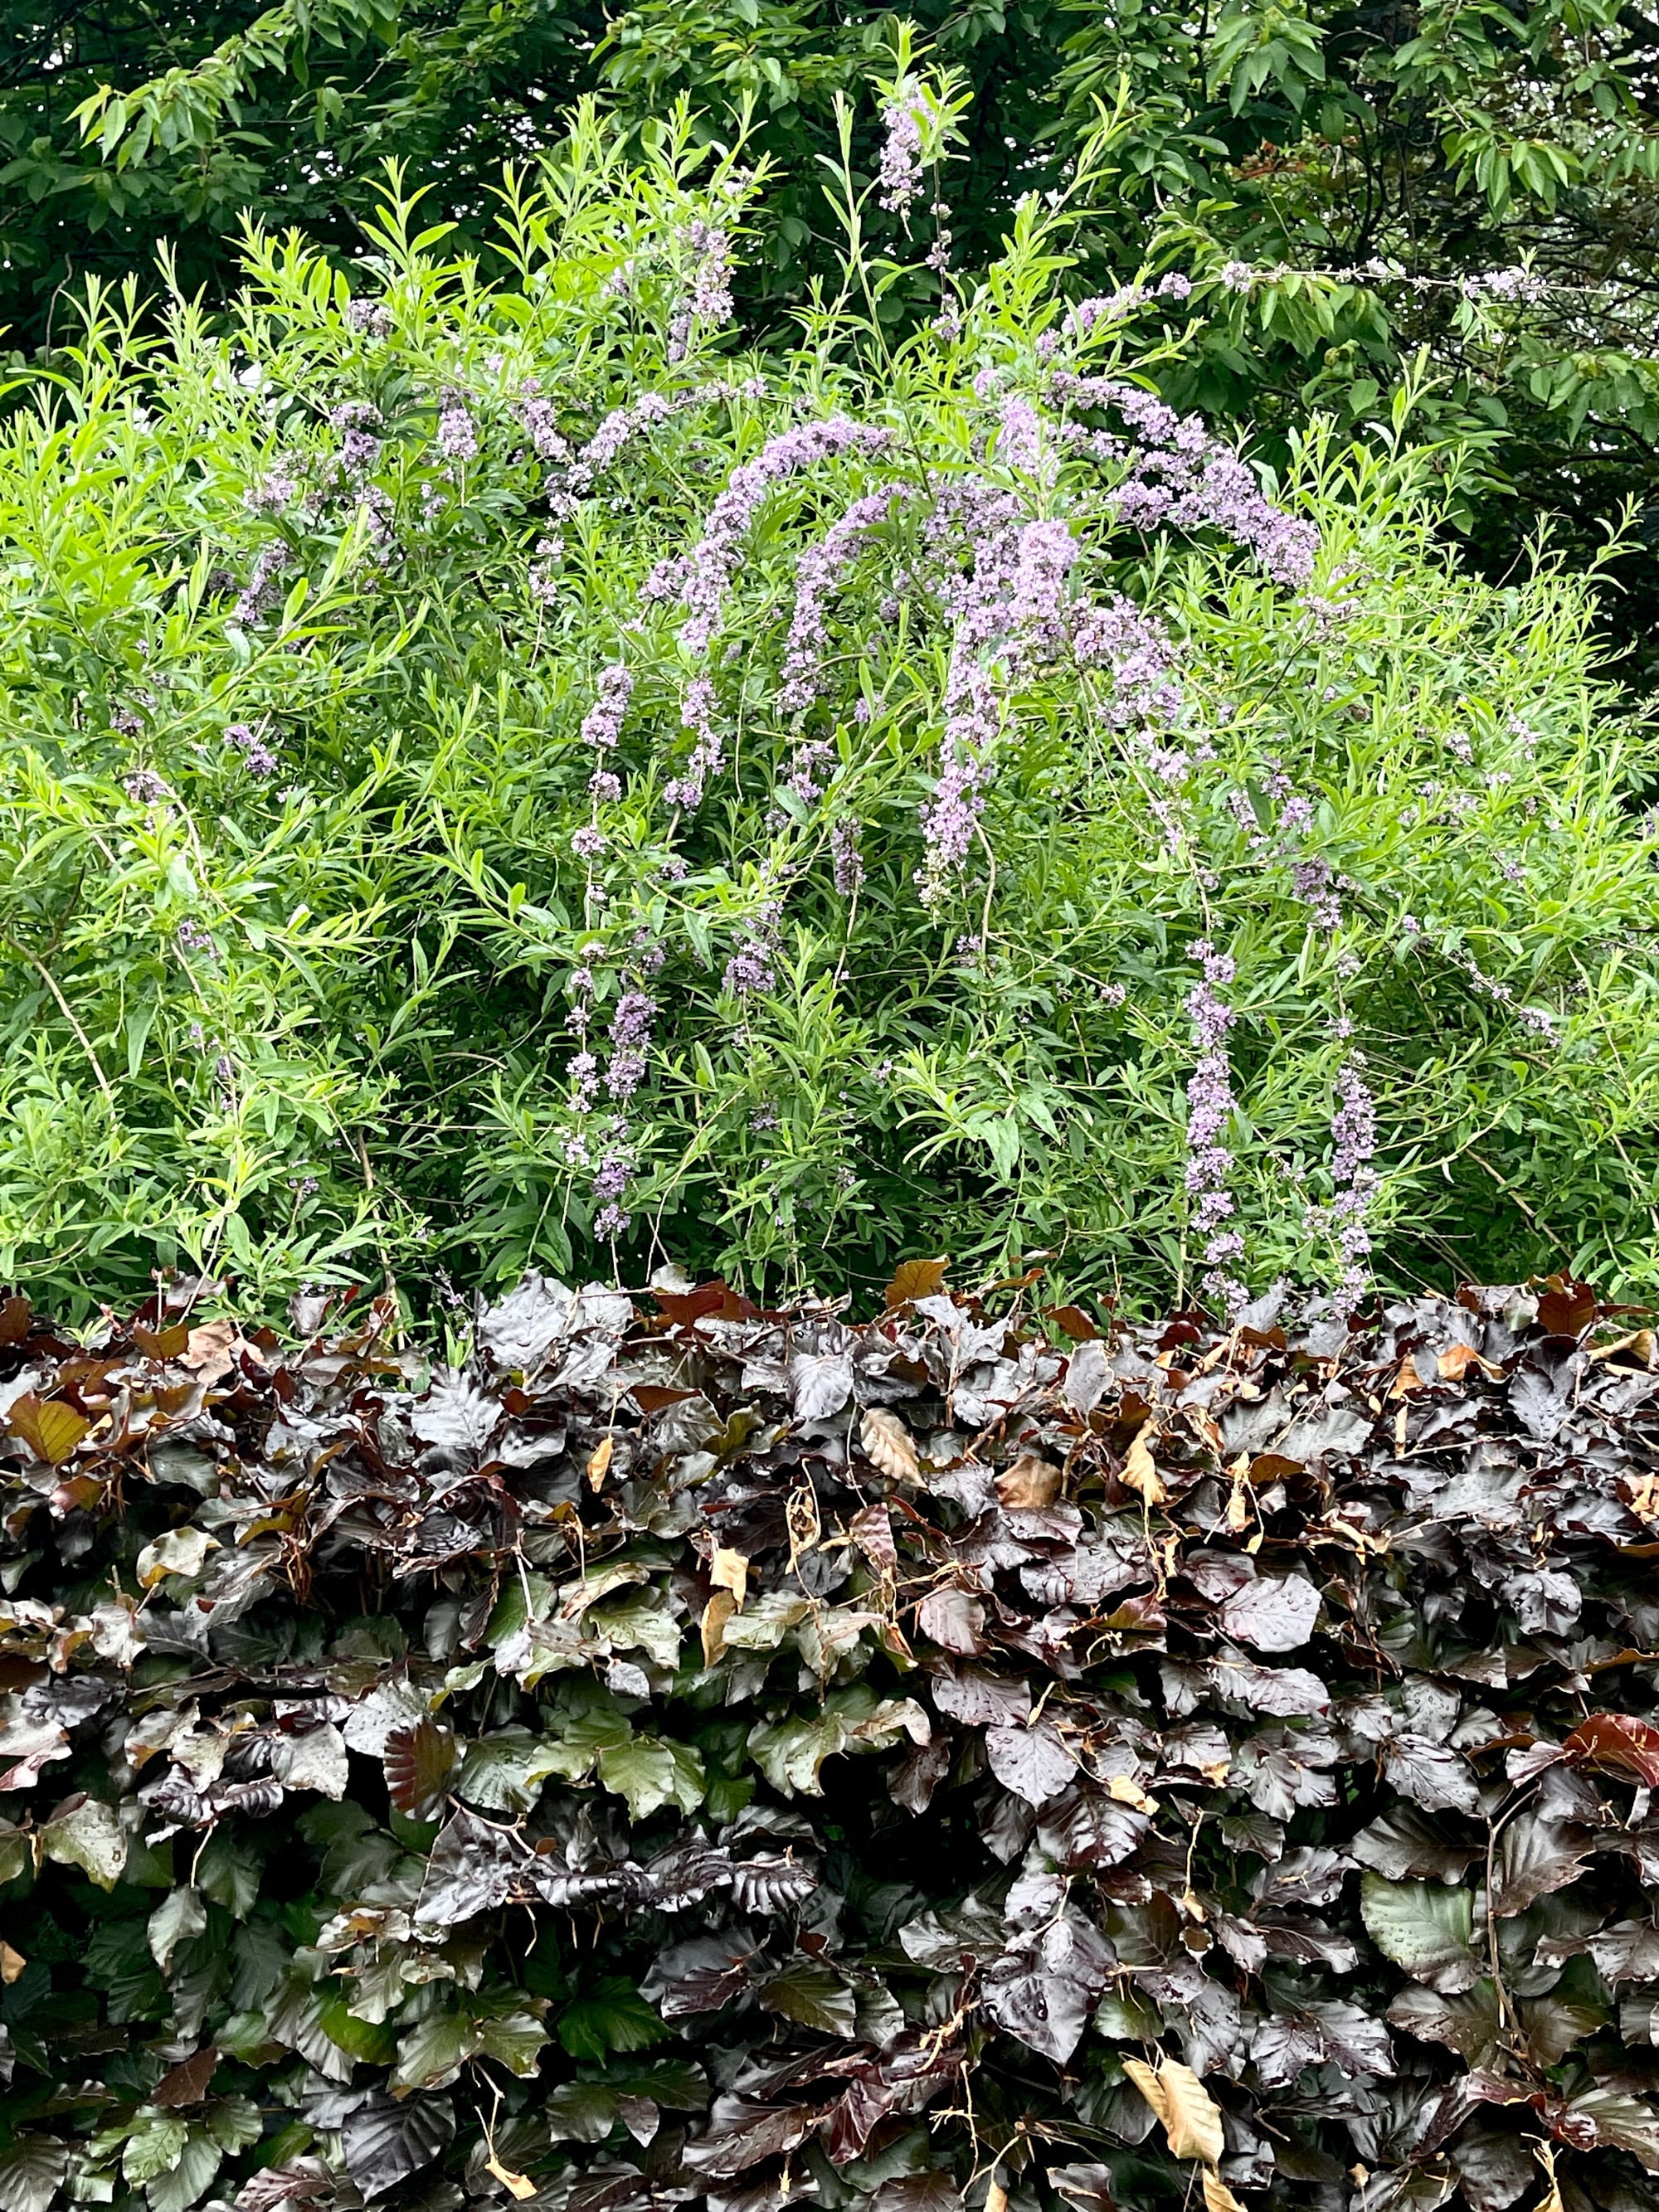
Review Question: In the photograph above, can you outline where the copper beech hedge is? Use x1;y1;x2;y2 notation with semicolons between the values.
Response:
2;1264;1659;2212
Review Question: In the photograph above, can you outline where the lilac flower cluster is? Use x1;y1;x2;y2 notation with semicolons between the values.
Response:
581;663;633;753
591;1138;634;1239
1007;518;1080;649
235;544;291;627
780;738;835;809
606;988;657;1103
1072;596;1185;727
997;395;1047;475
723;901;781;998
925;203;953;277
246;469;297;513
585;390;679;474
916;477;1175;896
546;377;766;520
224;722;278;777
1045;374;1320;586
831;818;864;896
528;536;562;607
1291;854;1342;931
1184;941;1248;1314
778;488;907;713
919;656;997;893
1320;1052;1378;1308
436;396;479;464
913;481;1064;896
668;220;736;362
662;416;893;655
515;378;571;461
663;678;722;811
1255;776;1344;931
1460;267;1550;304
1066;271;1193;338
328;401;382;482
347;299;393;340
878;92;925;216
563;943;664;1237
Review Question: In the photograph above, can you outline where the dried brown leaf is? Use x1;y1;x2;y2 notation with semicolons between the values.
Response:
1120;1428;1165;1505
701;1591;737;1669
885;1257;949;1309
5;1394;90;1466
1121;2057;1225;2165
710;1546;749;1611
995;1454;1060;1510
861;1408;918;1484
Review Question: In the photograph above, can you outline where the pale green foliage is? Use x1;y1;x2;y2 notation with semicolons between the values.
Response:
1;105;1656;1315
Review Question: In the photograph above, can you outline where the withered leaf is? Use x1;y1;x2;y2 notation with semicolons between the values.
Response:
1121;2057;1225;2165
860;1407;917;1483
885;1257;950;1309
5;1395;90;1466
1120;1428;1165;1503
701;1590;737;1668
995;1454;1060;1510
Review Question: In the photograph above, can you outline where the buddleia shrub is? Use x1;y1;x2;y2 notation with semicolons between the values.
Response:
3;100;1659;1316
4;1264;1659;2212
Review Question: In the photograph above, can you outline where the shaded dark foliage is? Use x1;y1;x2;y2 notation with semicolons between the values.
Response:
2;1264;1659;2212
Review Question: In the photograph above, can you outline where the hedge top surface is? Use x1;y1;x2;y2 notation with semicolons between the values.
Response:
2;1263;1659;2212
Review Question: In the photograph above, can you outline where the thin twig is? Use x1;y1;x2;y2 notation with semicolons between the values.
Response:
2;931;115;1106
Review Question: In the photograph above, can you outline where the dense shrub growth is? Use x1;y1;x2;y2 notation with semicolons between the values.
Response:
4;117;1659;1316
2;1264;1659;2212
20;0;1659;678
